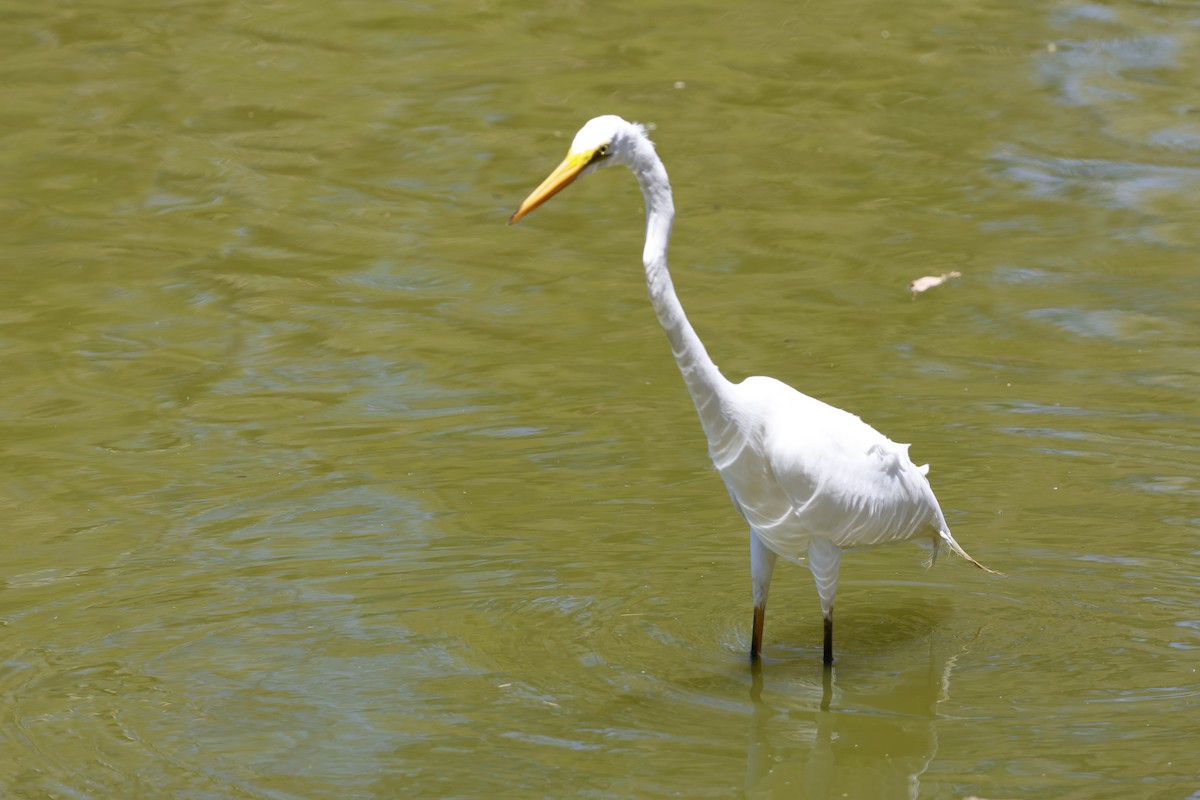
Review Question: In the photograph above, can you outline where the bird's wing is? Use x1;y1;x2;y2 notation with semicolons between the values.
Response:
758;387;942;551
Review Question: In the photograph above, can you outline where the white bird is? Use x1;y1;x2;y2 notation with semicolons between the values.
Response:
510;115;997;665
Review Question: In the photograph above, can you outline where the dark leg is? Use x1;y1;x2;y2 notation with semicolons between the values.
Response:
751;604;765;660
822;614;834;666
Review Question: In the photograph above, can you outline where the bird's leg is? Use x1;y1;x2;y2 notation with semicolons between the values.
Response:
808;537;842;666
749;531;777;661
751;605;766;661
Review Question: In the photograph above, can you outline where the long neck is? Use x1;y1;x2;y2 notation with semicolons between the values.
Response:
632;148;731;433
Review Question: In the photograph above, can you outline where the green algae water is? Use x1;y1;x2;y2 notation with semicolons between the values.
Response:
0;0;1197;797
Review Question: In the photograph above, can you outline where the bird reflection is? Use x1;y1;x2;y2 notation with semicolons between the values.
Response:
744;608;982;799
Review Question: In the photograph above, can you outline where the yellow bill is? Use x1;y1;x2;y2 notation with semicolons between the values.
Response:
509;150;594;224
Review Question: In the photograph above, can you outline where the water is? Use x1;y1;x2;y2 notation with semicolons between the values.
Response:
1;0;1197;797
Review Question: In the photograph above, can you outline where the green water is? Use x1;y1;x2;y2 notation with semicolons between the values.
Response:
1;0;1197;797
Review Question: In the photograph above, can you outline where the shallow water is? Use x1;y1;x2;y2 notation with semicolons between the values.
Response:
1;0;1197;797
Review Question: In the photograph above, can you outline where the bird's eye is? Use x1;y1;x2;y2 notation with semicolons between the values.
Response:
597;144;609;157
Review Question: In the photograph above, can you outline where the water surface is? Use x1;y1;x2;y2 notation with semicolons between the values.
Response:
1;0;1197;797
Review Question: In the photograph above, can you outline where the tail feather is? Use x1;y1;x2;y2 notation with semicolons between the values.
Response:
937;530;1004;576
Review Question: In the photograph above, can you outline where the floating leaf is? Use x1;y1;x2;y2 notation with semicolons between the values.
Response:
909;271;962;298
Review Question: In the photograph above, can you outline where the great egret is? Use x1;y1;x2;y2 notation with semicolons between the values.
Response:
510;115;996;665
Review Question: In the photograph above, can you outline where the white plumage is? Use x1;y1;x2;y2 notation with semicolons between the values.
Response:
511;115;995;664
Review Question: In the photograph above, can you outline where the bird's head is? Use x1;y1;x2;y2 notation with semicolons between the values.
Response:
509;115;648;224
